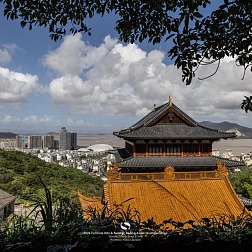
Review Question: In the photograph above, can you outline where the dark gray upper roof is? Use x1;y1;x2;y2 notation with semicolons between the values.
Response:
113;101;236;140
114;124;235;140
114;148;132;162
0;189;16;210
118;156;244;172
131;102;197;129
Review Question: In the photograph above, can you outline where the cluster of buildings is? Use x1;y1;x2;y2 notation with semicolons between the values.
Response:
19;148;112;177
0;127;77;150
16;134;56;149
213;148;252;167
0;127;115;217
0;127;115;178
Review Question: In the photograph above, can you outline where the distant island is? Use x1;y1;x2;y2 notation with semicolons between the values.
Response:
199;121;252;138
0;132;17;138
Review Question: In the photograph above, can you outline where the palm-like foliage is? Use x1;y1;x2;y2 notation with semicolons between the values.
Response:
28;176;54;233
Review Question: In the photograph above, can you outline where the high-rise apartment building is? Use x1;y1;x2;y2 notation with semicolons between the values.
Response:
59;127;70;150
71;132;77;150
15;134;55;149
42;135;55;149
16;135;28;149
59;127;77;150
28;135;42;149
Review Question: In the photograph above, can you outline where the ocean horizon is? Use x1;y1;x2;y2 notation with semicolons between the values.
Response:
77;134;252;155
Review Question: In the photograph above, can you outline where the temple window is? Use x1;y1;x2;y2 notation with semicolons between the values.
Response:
200;145;211;155
184;144;199;155
135;144;146;156
166;145;181;155
125;142;134;155
149;145;163;155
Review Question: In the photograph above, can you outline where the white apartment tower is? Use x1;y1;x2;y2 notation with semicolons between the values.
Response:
59;127;77;150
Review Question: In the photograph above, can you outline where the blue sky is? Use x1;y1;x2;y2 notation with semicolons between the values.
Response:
0;3;251;135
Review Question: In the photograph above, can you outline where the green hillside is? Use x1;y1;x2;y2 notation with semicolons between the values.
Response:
0;149;104;202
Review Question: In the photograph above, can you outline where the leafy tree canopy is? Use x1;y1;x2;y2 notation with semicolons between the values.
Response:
228;167;252;199
0;150;104;202
1;0;252;111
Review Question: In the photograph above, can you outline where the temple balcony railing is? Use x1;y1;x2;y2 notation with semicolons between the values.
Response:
107;161;228;182
118;171;217;181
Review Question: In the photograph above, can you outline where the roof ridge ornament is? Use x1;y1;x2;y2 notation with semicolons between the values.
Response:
107;163;120;181
215;161;228;177
169;96;172;106
164;166;175;179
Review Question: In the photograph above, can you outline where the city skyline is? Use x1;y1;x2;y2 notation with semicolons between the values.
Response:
0;2;251;135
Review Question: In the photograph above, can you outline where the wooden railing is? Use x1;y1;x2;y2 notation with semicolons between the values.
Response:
107;162;227;182
116;171;218;181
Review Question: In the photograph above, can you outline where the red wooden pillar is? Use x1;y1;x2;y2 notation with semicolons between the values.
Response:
163;140;166;156
133;140;137;157
145;140;149;156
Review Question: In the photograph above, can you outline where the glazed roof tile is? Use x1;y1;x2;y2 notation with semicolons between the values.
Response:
118;156;244;170
113;102;235;140
77;191;103;219
131;102;197;129
115;124;235;140
104;176;248;224
113;148;132;162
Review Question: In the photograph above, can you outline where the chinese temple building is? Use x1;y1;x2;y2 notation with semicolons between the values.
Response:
79;97;249;224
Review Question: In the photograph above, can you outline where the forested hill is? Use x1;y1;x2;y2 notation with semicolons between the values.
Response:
0;150;104;202
0;132;17;138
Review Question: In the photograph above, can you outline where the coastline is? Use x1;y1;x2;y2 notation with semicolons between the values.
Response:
77;134;252;155
213;139;252;155
77;134;125;148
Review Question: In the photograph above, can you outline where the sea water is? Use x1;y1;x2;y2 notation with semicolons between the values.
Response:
77;134;252;155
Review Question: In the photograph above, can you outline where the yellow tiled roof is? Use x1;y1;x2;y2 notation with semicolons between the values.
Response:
78;164;250;225
104;175;249;224
77;191;103;219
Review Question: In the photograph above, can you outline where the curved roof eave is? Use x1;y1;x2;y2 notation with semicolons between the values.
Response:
118;156;245;168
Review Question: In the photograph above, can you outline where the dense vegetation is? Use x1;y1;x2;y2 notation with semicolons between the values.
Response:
1;149;252;250
0;150;103;202
229;167;252;199
0;132;16;138
0;148;252;203
1;191;252;251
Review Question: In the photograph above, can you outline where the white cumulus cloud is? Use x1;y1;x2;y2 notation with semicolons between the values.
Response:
0;43;18;64
2;114;21;123
23;115;53;124
44;34;251;125
42;33;118;75
0;67;40;104
0;114;58;133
